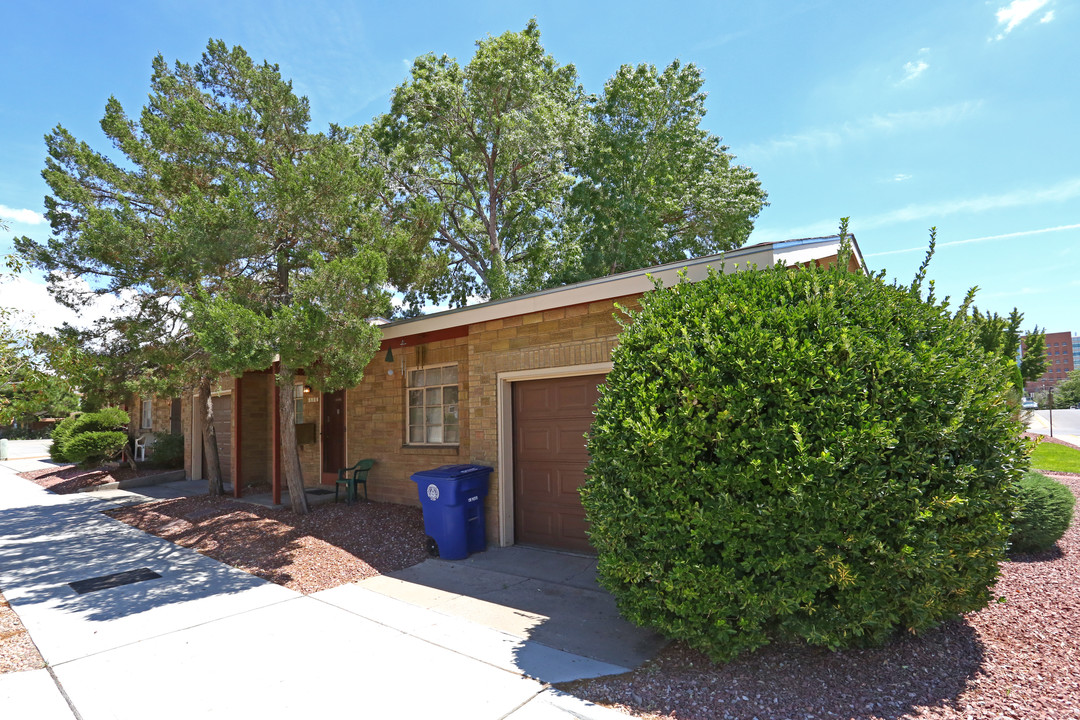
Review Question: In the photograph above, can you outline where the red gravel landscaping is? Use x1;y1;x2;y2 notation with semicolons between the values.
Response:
560;474;1080;720
106;495;429;594
17;464;180;495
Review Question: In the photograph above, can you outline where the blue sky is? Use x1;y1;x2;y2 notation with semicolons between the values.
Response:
1;0;1076;333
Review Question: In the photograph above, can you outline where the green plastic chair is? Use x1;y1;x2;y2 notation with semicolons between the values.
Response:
335;459;375;505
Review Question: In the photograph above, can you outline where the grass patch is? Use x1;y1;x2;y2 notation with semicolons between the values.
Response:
1031;442;1080;473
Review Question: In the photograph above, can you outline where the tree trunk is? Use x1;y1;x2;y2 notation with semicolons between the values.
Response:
277;365;309;514
199;375;225;496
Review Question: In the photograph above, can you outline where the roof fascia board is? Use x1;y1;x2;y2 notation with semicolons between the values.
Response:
380;247;776;339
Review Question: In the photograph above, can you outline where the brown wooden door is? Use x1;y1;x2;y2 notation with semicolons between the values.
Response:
322;389;346;480
512;375;603;553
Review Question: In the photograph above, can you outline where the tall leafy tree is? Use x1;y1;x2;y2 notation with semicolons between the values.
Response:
1055;369;1080;408
375;19;586;306
17;40;431;511
564;60;767;281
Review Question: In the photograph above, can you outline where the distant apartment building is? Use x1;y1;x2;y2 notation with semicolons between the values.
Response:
1021;330;1079;392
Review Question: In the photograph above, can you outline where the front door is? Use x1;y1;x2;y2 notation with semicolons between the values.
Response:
321;390;346;484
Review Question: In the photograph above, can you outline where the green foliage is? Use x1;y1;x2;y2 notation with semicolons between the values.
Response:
50;407;129;463
375;19;586;304
1030;441;1080;473
1054;369;1080;409
375;21;765;309
49;413;82;462
149;432;184;469
582;248;1025;662
1020;330;1048;384
970;309;1043;390
564;60;766;282
62;431;128;465
1010;471;1076;553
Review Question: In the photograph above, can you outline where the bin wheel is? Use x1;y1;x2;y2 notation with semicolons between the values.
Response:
425;536;439;557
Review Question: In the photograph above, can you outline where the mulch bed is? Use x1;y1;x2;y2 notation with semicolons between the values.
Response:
560;474;1080;720
105;495;430;594
17;465;175;494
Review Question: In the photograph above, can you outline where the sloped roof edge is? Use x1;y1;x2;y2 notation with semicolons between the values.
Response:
380;235;860;339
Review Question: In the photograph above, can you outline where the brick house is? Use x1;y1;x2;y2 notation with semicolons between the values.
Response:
181;235;864;552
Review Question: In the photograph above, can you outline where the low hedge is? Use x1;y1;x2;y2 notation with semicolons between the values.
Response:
1010;471;1075;553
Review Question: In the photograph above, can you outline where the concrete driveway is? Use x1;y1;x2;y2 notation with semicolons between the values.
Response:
0;459;651;719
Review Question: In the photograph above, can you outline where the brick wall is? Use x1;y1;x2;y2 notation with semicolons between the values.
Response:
465;295;638;541
342;294;639;543
346;335;470;507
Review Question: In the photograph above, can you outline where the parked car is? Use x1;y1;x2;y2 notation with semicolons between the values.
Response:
1022;399;1039;410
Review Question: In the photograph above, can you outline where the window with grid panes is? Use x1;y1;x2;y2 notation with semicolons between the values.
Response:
407;365;459;444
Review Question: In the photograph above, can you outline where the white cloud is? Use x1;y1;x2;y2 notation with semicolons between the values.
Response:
901;60;929;83
1040;10;1055;23
892;173;913;182
994;0;1051;39
752;178;1080;245
866;222;1080;257
745;101;981;160
862;177;1080;228
0;274;132;334
0;205;45;226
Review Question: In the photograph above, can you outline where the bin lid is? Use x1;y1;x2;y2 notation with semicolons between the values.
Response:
412;464;493;480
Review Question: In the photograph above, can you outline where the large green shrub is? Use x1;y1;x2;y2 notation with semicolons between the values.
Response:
62;431;128;464
582;259;1026;661
1010;471;1075;553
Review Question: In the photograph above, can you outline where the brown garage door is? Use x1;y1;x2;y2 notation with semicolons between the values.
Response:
513;375;603;553
208;394;232;485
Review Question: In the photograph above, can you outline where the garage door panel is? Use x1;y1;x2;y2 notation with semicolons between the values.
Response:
513;375;603;553
517;426;554;458
555;427;590;460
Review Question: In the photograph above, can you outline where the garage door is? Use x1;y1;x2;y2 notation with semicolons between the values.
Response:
209;394;232;485
512;375;603;553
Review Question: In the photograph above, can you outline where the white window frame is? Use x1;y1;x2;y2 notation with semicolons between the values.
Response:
140;397;153;430
406;363;460;446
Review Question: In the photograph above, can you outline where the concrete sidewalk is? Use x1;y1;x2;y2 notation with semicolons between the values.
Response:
0;460;630;719
1027;411;1080;447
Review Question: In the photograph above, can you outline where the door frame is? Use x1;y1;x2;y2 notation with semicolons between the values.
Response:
495;362;612;547
321;389;347;483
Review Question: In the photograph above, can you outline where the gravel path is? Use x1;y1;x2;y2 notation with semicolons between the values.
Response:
561;473;1080;720
0;592;44;674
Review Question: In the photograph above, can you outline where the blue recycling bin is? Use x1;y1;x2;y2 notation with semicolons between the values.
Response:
411;464;492;560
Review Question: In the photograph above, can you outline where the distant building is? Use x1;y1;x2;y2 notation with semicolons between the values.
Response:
1022;330;1078;393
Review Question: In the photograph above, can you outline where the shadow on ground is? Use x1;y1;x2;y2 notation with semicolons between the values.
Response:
0;496;268;624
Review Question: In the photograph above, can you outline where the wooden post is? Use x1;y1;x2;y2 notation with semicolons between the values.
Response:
233;375;243;498
273;363;282;506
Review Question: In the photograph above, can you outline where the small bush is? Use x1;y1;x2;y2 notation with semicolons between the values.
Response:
149;432;184;469
1010;471;1076;553
63;431;128;465
583;259;1025;661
